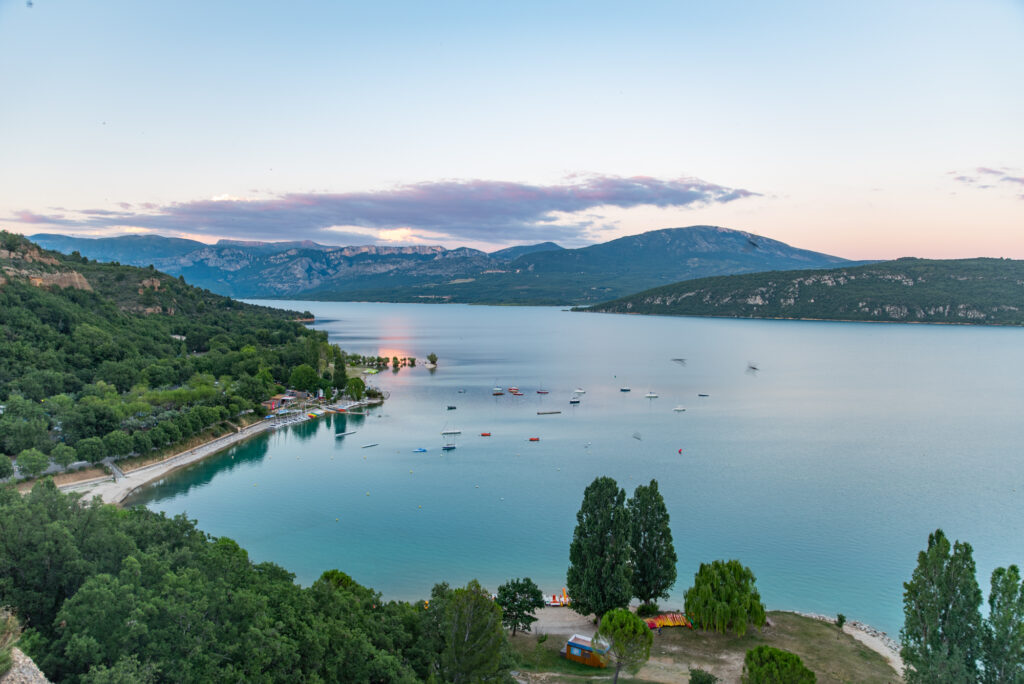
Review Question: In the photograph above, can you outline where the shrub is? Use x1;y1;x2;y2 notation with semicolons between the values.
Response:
742;645;815;683
689;668;719;684
636;602;660;618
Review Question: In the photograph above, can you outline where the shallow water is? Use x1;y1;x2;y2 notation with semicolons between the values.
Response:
126;303;1024;636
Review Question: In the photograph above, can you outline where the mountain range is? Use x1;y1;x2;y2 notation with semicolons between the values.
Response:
584;257;1024;325
30;226;853;305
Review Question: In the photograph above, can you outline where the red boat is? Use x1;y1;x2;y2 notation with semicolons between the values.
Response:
480;432;491;437
529;437;540;442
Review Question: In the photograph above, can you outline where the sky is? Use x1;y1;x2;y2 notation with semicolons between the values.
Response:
0;0;1022;259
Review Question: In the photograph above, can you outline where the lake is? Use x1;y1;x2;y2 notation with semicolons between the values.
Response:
125;302;1024;637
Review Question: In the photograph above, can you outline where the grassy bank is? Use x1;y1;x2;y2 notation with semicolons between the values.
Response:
509;611;899;683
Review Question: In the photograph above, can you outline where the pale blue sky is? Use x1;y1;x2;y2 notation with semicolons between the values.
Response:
1;0;1022;258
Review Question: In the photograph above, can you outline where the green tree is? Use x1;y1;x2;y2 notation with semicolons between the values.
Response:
81;654;159;684
0;456;13;480
900;529;982;683
566;476;633;620
288;363;319;392
742;645;816;683
689;668;719;684
496;577;545;636
835;613;846;640
102;430;132;458
594;607;653;683
16;448;50;478
51;444;78;469
684;559;766;637
427;353;438;365
75;436;106;464
346;377;366;401
628;479;677;608
982;565;1024;683
439;579;506;684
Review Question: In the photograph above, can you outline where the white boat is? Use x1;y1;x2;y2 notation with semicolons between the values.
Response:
673;406;686;412
335;431;357;438
441;429;462;435
361;443;379;448
573;387;586;394
645;392;658;399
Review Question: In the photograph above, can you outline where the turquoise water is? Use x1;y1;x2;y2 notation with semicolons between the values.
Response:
126;302;1024;636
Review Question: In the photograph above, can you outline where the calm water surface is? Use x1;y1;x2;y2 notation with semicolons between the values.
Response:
126;302;1024;636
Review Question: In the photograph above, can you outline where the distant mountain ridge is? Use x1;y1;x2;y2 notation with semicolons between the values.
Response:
584;258;1024;325
30;226;854;305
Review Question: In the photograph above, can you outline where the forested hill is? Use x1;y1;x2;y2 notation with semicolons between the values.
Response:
583;258;1024;325
0;230;344;469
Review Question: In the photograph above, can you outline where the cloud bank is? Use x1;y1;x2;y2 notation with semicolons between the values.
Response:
8;175;758;246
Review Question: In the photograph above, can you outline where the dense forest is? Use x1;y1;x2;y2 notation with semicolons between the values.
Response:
583;258;1024;325
1;481;512;682
0;231;349;478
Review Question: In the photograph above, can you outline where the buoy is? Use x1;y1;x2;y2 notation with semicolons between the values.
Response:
366;491;370;496
678;448;683;454
335;518;339;521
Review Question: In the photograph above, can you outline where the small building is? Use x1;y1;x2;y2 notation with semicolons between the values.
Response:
562;633;609;668
262;394;294;411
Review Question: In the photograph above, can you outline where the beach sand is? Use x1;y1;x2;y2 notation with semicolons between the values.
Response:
63;420;274;505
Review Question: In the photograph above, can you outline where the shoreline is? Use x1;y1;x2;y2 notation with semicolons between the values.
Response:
61;419;276;505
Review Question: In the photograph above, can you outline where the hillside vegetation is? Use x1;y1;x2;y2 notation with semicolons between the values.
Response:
0;231;350;476
585;258;1024;325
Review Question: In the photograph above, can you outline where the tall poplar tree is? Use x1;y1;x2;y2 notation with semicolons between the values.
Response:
900;529;983;683
628;479;677;608
982;564;1024;684
566;476;632;620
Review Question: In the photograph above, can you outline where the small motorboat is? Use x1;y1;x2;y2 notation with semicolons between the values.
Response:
361;443;379;448
536;389;549;394
335;431;357;438
569;398;581;405
441;429;462;435
480;432;491;437
442;444;457;451
537;410;561;415
620;387;631;392
645;392;658;399
573;388;586;394
673;406;686;412
492;387;505;395
413;448;427;453
508;386;519;392
528;437;540;442
447;405;457;410
698;393;709;397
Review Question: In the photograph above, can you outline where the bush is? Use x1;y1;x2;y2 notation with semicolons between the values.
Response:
742;645;815;683
689;668;719;684
684;559;766;636
636;602;660;618
0;456;13;480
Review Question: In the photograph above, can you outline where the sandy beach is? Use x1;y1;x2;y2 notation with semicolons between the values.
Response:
62;419;275;505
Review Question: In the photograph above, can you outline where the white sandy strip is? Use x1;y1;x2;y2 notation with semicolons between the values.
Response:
62;420;275;505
